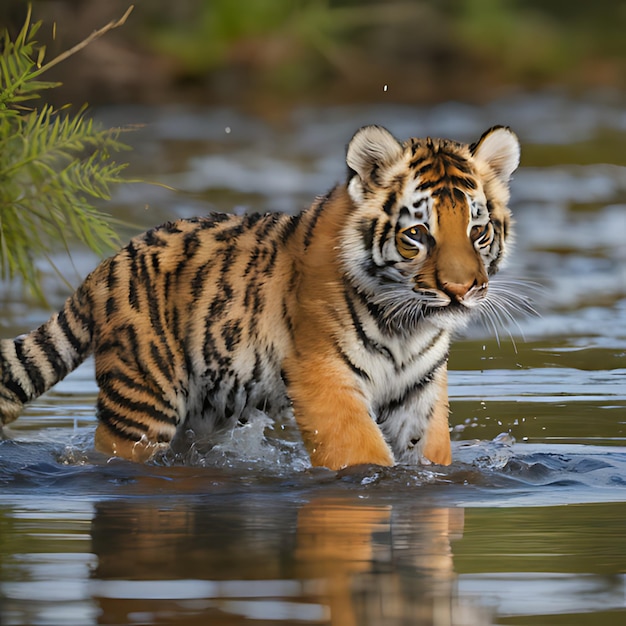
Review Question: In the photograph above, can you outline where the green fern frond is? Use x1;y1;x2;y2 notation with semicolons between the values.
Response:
0;6;134;301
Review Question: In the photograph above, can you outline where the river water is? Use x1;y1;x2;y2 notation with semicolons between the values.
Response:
1;93;625;625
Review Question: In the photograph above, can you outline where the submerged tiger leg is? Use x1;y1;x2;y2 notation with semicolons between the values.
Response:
94;399;178;462
284;353;394;470
93;341;184;462
420;366;451;465
94;378;181;461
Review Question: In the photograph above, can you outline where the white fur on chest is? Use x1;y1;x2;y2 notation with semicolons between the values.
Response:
342;321;449;405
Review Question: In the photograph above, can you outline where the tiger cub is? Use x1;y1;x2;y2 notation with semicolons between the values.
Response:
0;125;520;469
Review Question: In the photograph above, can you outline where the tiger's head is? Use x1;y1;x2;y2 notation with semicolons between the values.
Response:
342;124;520;332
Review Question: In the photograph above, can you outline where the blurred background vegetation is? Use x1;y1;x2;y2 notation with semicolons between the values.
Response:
1;0;626;110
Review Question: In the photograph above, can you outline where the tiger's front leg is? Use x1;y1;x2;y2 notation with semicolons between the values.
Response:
420;366;452;465
283;352;394;470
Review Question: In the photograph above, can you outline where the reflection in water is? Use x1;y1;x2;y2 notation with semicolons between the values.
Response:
294;501;471;626
3;493;626;625
87;496;487;626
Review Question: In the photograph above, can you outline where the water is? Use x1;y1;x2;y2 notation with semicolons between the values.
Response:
1;93;625;625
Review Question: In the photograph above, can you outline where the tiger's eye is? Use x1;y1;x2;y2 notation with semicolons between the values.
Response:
471;222;493;242
396;224;430;259
404;225;428;244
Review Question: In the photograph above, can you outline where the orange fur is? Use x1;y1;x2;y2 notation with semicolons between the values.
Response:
421;367;452;465
285;352;394;469
284;191;394;469
95;423;167;462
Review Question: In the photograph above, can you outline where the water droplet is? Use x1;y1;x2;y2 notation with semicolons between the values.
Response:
225;126;231;134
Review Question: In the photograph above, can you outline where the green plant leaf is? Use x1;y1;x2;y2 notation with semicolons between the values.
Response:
0;6;134;302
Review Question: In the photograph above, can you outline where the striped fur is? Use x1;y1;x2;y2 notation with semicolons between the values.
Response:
0;125;520;468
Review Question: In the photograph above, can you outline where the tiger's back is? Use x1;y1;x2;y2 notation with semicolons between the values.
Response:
0;124;521;469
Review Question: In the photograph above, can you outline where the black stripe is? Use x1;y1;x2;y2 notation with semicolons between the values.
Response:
122;323;141;360
243;247;261;277
142;268;177;370
56;308;84;355
255;212;282;240
441;153;472;173
1;368;29;404
203;327;229;369
101;384;178;426
449;175;476;190
106;258;118;291
343;287;393;361
335;342;370;381
358;217;375;250
0;387;22;404
162;221;183;234
106;296;117;317
191;260;212;302
150;252;160;273
149;341;173;381
395;330;444;373
214;220;246;242
183;230;200;259
68;289;91;329
303;190;331;249
221;319;243;352
349;281;387;333
432;186;452;200
385;354;448;413
279;212;303;244
126;240;139;260
263;242;278;276
381;356;447;416
195;213;231;229
143;228;168;247
282;299;296;344
96;408;144;442
452;187;466;204
218;245;236;289
416;178;441;191
410;159;434;175
378;220;392;257
14;338;46;396
163;271;172;303
382;191;396;215
110;370;161;398
245;212;265;229
33;328;67;380
128;278;140;310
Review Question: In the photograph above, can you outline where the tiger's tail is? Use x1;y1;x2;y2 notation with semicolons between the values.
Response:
0;283;93;424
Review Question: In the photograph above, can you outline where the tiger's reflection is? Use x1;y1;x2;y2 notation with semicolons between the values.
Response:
91;493;489;625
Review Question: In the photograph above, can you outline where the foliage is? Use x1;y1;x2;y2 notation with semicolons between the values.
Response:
138;0;626;97
0;6;131;300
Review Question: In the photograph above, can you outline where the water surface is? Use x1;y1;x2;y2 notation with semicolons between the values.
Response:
1;94;625;625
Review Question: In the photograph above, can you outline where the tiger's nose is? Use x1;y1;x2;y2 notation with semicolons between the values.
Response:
442;280;481;300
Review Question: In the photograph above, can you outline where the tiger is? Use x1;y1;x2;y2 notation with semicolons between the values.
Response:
0;124;520;469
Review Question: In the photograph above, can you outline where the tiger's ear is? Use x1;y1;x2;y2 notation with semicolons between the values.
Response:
470;126;520;184
346;125;403;183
